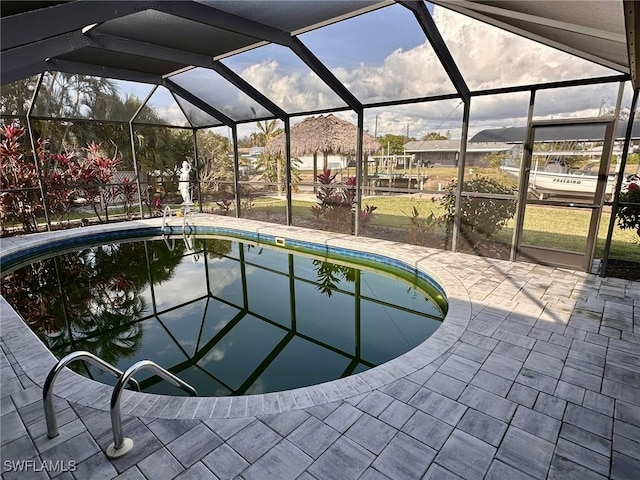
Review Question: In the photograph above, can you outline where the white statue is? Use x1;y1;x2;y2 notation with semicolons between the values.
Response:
178;160;192;204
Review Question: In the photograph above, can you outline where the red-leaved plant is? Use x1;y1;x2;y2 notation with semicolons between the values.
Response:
1;125;43;232
75;142;121;222
1;123;124;233
310;168;376;233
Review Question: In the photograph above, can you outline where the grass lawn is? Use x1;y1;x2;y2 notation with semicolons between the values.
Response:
245;194;639;262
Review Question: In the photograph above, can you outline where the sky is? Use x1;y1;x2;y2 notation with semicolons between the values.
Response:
113;2;633;142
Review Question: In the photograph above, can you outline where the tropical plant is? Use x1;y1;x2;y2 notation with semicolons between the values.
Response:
254;120;286;195
74;142;121;222
117;177;138;219
215;198;233;215
42;150;81;223
403;205;443;245
441;175;517;246
311;168;376;233
0;124;46;232
252;120;282;147
312;259;356;297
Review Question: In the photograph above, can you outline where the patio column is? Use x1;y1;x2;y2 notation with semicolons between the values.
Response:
129;85;157;220
25;73;51;231
128;122;145;219
510;89;536;261
192;128;203;213
231;125;241;218
285;117;293;226
601;87;639;277
451;100;470;252
355;109;364;236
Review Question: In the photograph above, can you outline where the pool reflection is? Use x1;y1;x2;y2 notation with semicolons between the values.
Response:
1;236;445;396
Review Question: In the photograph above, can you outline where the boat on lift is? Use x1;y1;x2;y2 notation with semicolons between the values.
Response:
500;155;634;199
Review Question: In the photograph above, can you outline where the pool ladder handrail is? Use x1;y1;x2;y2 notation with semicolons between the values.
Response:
161;204;194;236
107;360;197;459
43;351;141;439
161;205;172;232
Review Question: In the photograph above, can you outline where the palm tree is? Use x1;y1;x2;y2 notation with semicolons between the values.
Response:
254;120;284;195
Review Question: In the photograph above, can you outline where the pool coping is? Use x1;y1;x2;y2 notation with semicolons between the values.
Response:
0;215;471;420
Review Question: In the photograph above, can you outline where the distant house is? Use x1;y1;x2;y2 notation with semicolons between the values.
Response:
403;140;516;167
239;146;264;166
295;153;354;170
470;122;640;156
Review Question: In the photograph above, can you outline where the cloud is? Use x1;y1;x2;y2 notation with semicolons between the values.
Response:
153;260;208;310
230;5;627;140
242;60;345;112
158;102;189;127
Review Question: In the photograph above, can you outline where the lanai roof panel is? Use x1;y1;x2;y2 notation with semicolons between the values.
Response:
199;0;389;34
221;43;348;114
93;9;262;59
300;3;458;104
171;68;275;123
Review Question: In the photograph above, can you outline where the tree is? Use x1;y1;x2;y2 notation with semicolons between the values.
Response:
0;76;39;116
422;131;448;141
195;130;234;200
376;134;413;155
482;151;509;168
133;126;193;174
0;238;186;365
252;120;282;147
237;135;253;148
254;120;287;195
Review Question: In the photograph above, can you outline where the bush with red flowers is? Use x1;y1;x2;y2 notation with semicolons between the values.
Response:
617;180;640;237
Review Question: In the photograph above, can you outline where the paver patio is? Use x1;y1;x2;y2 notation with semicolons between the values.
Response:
1;216;639;479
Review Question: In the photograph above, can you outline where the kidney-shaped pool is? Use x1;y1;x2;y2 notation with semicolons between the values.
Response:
1;233;447;397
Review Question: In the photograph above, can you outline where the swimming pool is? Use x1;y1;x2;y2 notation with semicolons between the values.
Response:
2;233;446;396
0;216;471;418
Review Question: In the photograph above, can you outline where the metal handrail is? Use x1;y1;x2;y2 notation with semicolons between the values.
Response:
107;360;197;459
43;351;140;439
163;204;194;236
161;205;172;232
162;233;176;251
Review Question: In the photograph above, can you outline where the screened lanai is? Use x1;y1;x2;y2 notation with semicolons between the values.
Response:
2;0;639;278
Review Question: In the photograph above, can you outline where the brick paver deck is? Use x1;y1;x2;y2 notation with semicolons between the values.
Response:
1;216;638;479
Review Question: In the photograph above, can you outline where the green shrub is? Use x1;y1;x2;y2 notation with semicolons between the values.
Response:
441;176;517;245
617;181;640;237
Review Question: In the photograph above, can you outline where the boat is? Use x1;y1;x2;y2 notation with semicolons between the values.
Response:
500;157;634;200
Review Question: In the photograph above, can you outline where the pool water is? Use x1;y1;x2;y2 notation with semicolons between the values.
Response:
1;235;446;396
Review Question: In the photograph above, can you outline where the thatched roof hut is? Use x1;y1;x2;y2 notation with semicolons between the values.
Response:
265;114;380;158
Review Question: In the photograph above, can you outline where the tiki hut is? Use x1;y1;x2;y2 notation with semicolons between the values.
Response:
265;114;380;171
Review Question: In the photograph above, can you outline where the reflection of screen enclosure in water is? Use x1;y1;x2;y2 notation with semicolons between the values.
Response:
1;237;445;396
